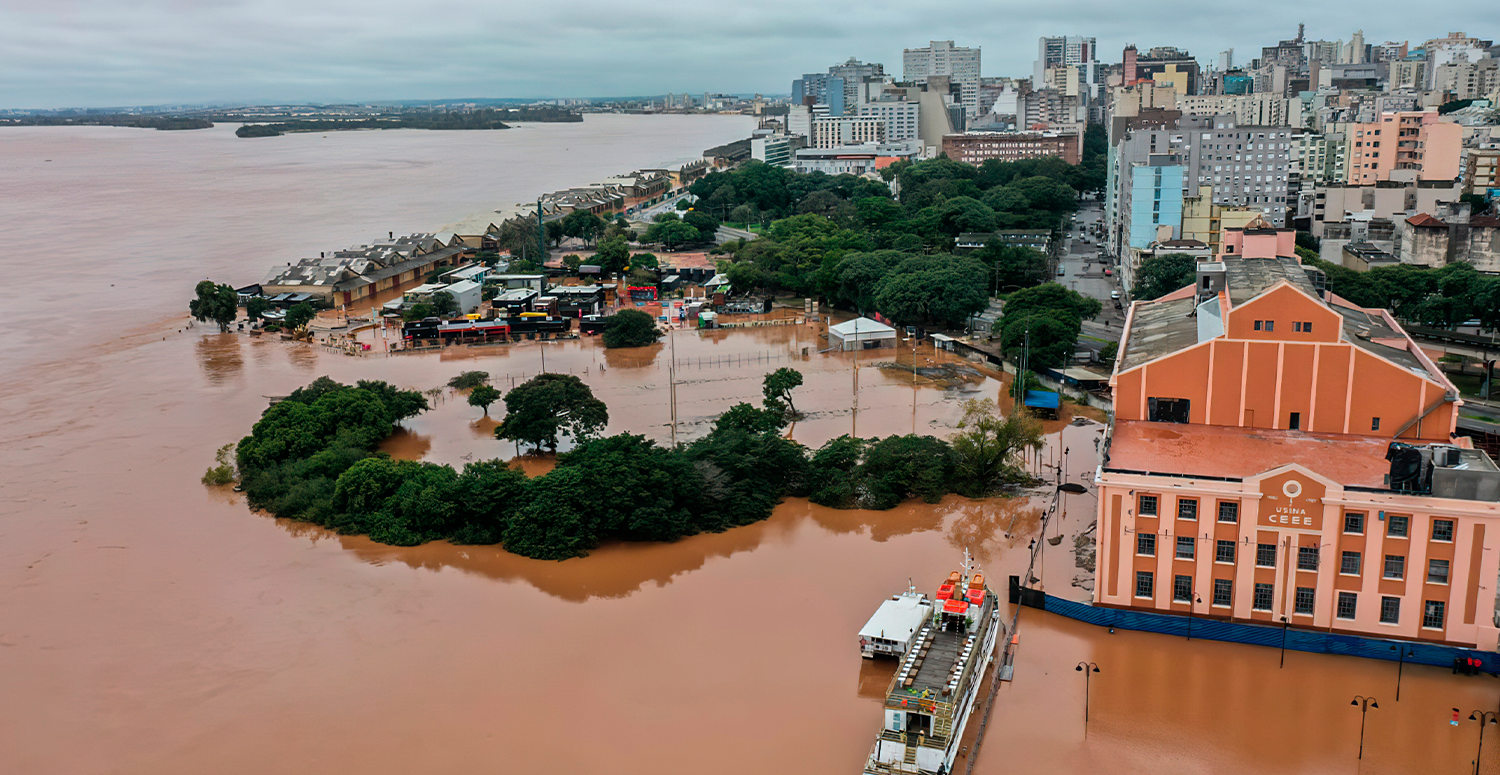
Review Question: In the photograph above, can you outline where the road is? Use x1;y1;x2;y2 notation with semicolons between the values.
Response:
632;190;697;223
1056;201;1124;361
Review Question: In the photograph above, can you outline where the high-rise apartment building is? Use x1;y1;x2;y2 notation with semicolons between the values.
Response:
903;40;981;118
1035;36;1096;86
1345;111;1462;185
1107;115;1294;254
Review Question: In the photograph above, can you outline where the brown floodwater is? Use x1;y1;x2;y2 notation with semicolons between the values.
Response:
3;124;1497;775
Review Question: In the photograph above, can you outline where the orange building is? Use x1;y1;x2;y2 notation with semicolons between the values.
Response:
1346;111;1462;186
1096;222;1500;649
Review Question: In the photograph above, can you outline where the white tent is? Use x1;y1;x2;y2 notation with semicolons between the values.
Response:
829;317;897;350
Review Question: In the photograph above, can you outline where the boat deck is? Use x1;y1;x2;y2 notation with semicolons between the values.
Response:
892;598;992;698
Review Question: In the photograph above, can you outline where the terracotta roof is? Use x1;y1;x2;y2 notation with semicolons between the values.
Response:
1106;420;1394;486
1470;216;1500;229
1406;213;1448;228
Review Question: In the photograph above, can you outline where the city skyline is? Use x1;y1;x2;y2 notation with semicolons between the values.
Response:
3;0;1496;108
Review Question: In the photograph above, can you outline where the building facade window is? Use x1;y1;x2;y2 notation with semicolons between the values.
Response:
1344;512;1364;534
1253;582;1274;611
1135;571;1154;598
1257;543;1277;567
1178;499;1198;520
1177;536;1196;559
1336;591;1358;620
1216;540;1236;563
1423;600;1446;629
1384;555;1405;579
1297;546;1319;571
1294;587;1315;615
1388;514;1409;537
1212;578;1233;606
1138;495;1158;516
1380;596;1401;624
1218;502;1239;523
1341;551;1362;575
1432;519;1454;542
1137;533;1156;556
1174;575;1193;602
1428;559;1450;584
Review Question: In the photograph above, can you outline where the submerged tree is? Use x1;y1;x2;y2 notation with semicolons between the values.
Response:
468;384;501;416
495;374;609;452
189;280;239;332
949;398;1043;497
602;308;662;348
762;367;805;418
284;302;317;330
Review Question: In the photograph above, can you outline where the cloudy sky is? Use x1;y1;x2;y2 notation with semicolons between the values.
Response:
2;0;1493;108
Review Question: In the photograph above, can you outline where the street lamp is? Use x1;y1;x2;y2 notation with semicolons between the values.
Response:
1186;593;1203;641
1351;696;1379;760
1390;645;1415;701
1279;616;1290;668
1075;662;1100;733
1458;709;1498;775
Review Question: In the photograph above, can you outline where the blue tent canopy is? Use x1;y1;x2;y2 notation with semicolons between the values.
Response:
1023;390;1061;410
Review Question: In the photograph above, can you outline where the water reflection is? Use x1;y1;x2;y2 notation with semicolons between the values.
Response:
266;493;994;603
378;427;431;461
602;342;662;369
194;333;242;384
287;341;318;370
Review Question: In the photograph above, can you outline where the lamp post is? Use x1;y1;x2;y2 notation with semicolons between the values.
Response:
1279;616;1290;668
1350;696;1379;760
1075;662;1100;733
1390;645;1415;701
1186;593;1203;641
1458;709;1498;775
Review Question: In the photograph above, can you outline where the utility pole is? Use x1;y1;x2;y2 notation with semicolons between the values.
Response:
669;327;678;447
536;198;547;267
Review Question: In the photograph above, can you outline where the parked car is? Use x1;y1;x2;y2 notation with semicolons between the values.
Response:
1104;268;1113;276
1110;290;1121;300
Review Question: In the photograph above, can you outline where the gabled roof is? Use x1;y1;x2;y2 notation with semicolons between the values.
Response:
1406;213;1448;228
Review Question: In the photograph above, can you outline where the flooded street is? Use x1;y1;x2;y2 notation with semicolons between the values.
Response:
2;123;1497;774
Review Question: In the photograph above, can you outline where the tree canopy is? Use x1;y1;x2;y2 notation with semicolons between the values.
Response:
495;373;609;452
602;308;662;348
1131;253;1199;301
284;302;317;330
228;373;1052;561
189;281;238;331
762;368;804;417
999;284;1101;369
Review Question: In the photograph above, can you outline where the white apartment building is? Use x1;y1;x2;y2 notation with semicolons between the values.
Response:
903;40;981;117
811;116;886;149
1177;94;1303;128
859;100;920;142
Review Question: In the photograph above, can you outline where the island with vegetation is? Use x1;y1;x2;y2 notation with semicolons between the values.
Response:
220;371;1043;560
232;107;580;137
2;114;213;131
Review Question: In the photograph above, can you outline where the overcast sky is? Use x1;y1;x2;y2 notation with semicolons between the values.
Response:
1;0;1493;109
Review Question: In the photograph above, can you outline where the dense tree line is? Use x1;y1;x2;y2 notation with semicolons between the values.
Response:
230;376;1046;560
692;151;1091;335
1308;259;1500;329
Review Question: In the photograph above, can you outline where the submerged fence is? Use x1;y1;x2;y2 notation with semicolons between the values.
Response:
1024;589;1498;673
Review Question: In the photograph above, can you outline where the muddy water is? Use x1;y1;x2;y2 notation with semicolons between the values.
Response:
5;327;1495;775
3;126;1497;774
